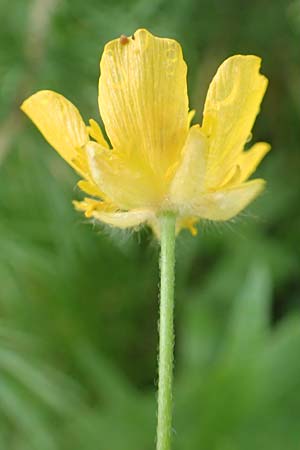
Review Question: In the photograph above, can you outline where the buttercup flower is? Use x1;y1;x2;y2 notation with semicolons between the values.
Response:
21;28;270;236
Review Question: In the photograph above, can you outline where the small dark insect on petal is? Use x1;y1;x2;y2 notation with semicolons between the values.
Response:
120;34;130;45
131;33;135;40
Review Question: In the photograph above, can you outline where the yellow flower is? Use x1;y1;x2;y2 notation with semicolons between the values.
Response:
21;29;270;236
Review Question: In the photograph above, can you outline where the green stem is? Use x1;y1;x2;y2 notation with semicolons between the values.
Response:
156;212;177;450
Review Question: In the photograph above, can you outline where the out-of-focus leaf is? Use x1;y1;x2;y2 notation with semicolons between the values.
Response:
224;263;272;360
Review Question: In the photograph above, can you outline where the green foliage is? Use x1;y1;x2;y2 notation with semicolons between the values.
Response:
0;0;300;448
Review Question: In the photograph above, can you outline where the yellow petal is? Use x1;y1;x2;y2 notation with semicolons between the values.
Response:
176;216;198;236
218;142;270;189
21;90;89;176
169;125;207;207
216;164;241;189
98;29;189;177
77;180;105;198
168;125;207;207
91;209;154;228
191;179;265;221
188;109;196;125
74;198;153;228
236;142;271;183
73;198;113;218
202;55;268;187
86;141;163;210
87;119;109;148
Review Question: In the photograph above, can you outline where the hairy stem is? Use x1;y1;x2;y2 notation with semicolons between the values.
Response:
156;212;176;450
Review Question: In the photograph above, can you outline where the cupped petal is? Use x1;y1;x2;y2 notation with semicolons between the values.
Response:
86;141;164;210
202;55;268;187
98;28;189;177
190;179;266;221
168;125;207;206
21;90;89;176
74;198;153;228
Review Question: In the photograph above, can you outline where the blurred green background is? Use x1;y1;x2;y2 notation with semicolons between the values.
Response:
1;0;300;449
